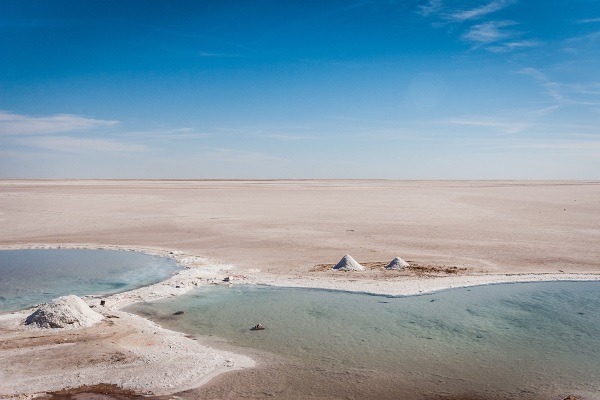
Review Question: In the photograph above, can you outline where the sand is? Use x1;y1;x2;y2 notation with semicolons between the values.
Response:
1;179;600;397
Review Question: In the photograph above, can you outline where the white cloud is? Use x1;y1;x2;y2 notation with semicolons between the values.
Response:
124;127;210;140
261;133;319;141
198;52;241;58
570;84;600;95
447;0;515;22
446;117;529;134
517;68;600;107
569;31;600;41
14;136;148;153
577;17;600;24
506;139;600;151
487;39;540;52
0;110;118;136
516;67;565;102
461;20;516;44
418;0;444;16
418;0;535;53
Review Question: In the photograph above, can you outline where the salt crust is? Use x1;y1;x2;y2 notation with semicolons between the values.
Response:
385;257;410;270
332;254;365;271
24;295;104;329
2;243;600;398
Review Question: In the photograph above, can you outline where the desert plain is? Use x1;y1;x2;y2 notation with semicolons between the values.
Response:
1;179;600;399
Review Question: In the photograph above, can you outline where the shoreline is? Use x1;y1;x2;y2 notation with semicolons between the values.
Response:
3;243;600;300
0;243;254;398
2;242;600;398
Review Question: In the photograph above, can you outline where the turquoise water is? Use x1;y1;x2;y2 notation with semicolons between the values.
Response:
128;282;600;400
0;249;181;312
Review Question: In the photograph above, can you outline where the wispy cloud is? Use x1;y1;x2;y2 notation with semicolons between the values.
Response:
260;133;319;141
14;136;148;153
500;139;600;151
466;138;600;157
461;20;516;44
198;51;241;58
418;0;444;17
418;1;533;52
567;31;600;42
487;39;540;52
570;83;600;96
444;104;562;135
517;68;564;102
517;68;600;107
447;0;515;22
0;111;117;136
460;20;540;52
124;127;209;140
446;117;529;134
577;17;600;24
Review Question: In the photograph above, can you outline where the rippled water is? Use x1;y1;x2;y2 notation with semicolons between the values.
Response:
0;249;181;312
128;282;600;400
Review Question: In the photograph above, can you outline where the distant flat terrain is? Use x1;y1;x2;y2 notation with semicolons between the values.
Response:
1;180;599;274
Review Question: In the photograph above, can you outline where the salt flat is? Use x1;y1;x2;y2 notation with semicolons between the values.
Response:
1;179;599;274
1;179;600;398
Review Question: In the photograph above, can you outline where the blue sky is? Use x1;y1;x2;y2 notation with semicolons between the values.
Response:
1;0;599;179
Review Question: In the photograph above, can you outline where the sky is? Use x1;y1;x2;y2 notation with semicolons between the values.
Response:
1;0;599;179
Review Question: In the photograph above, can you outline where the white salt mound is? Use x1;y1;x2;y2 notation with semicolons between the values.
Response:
25;295;104;329
332;255;365;271
385;257;410;270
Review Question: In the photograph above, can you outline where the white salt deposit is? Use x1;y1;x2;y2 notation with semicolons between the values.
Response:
332;255;365;271
385;257;410;270
24;295;104;329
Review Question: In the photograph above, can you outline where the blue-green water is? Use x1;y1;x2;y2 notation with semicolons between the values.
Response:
127;282;600;400
0;249;181;312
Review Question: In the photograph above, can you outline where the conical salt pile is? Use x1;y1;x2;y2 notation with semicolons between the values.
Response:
385;257;410;270
332;255;365;271
25;295;104;329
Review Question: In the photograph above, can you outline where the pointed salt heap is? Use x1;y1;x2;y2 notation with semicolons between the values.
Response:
332;254;365;271
25;295;104;329
385;257;410;270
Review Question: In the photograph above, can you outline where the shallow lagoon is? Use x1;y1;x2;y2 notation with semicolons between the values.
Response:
0;249;181;312
128;281;600;400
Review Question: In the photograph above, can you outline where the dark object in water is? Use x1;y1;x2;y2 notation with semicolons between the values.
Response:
173;311;184;315
251;323;265;331
223;277;231;282
100;300;106;306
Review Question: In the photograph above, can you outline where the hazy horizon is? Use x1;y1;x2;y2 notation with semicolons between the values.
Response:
1;1;599;179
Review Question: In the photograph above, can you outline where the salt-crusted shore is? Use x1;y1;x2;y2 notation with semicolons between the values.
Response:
2;243;600;398
0;244;254;398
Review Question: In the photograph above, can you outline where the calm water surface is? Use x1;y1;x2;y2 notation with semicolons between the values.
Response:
0;249;181;312
128;282;600;400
